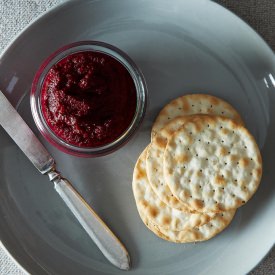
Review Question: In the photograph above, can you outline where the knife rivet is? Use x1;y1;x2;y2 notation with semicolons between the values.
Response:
47;169;61;182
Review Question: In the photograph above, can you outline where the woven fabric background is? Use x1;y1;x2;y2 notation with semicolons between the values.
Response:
0;0;274;274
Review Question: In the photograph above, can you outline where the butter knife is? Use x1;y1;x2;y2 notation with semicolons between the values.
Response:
0;90;130;270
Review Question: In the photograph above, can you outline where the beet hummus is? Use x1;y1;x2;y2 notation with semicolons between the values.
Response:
41;51;137;147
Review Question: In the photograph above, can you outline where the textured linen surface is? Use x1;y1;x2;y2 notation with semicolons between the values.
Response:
0;0;274;274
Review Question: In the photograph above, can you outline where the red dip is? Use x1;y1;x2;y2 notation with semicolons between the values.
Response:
41;51;137;147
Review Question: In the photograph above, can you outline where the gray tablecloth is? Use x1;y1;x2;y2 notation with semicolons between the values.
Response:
0;0;274;274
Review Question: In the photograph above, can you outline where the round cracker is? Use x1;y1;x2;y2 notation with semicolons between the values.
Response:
163;115;262;213
135;206;171;242
151;94;244;139
133;147;213;231
146;116;202;211
137;201;236;243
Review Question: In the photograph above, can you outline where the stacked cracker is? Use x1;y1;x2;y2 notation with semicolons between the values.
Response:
132;94;262;243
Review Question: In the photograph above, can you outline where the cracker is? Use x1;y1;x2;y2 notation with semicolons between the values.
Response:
136;206;171;242
137;200;236;243
148;210;236;243
163;115;262;212
146;116;201;211
151;94;244;139
133;147;214;231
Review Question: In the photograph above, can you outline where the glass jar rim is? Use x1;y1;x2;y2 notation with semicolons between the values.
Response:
31;41;147;157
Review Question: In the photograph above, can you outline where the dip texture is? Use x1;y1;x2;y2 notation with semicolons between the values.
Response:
41;51;137;147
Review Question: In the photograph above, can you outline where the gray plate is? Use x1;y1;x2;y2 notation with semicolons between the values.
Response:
0;0;275;274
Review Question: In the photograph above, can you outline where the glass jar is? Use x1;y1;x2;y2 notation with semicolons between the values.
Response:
31;41;147;157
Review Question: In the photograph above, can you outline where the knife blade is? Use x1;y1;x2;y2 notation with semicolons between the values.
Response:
0;92;54;173
0;90;130;270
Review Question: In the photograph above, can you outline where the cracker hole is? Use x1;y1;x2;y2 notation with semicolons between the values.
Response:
207;141;210;144
213;190;215;193
236;162;239;165
192;104;194;107
242;201;246;204
199;185;202;189
220;126;223;129
250;158;253;161
168;117;171;120
196;154;199;157
232;194;235;197
244;146;247;149
206;158;209;161
189;132;193;135
207;124;210;128
221;111;224;114
210;105;213;108
178;107;182;110
198;139;201;142
250;172;253;176
187;147;190;151
200;169;202;173
228;151;231;154
210;224;213;227
188;179;191;183
221;140;224;143
224;162;227;165
183;166;186;169
234;179;237;182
